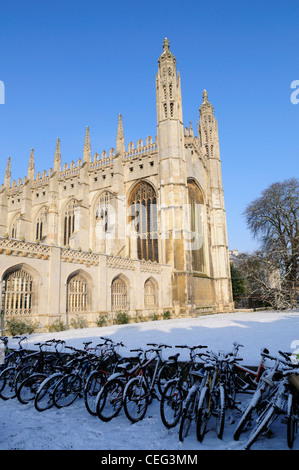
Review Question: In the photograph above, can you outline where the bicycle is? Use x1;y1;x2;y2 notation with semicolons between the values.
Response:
96;349;147;422
34;344;95;412
231;342;270;394
196;349;239;442
146;343;177;395
233;350;283;441
0;336;39;400
178;367;207;442
84;339;127;416
286;373;299;449
160;344;208;429
16;340;68;404
244;355;299;450
122;345;180;424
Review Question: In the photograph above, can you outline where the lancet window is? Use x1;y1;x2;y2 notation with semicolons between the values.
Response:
35;207;48;241
95;191;114;234
187;181;205;272
128;181;158;262
10;213;20;239
63;200;76;246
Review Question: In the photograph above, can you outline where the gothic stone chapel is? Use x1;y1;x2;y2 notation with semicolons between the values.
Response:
0;39;233;332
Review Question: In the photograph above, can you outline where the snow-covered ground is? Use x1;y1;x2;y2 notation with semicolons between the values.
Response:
1;309;299;451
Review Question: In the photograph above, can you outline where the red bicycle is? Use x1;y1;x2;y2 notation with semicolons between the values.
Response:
231;342;269;393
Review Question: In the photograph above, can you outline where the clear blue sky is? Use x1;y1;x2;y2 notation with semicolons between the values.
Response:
0;0;298;253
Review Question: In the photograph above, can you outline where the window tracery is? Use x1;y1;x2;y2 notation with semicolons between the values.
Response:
144;278;158;308
111;276;128;311
187;181;205;272
63;200;76;246
66;273;88;313
1;269;33;316
128;182;158;262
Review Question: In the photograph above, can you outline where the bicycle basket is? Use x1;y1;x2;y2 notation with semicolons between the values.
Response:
288;373;299;392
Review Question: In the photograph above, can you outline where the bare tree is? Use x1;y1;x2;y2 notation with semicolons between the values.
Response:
243;178;299;308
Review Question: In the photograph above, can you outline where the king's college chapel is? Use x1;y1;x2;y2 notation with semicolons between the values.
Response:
0;39;233;331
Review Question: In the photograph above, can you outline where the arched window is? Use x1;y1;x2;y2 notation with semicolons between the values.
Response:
35;207;48;241
63;200;76;246
95;191;115;234
10;213;20;239
66;272;88;313
1;268;33;316
94;191;116;253
111;276;128;311
187;181;205;272
144;278;158;309
128;181;158;262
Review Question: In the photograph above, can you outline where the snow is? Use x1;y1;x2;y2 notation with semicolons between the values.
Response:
1;309;299;451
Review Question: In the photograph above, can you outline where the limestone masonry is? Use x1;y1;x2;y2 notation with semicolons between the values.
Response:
0;39;233;331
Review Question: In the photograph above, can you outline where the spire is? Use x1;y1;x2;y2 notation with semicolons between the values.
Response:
200;89;214;114
27;148;35;180
156;37;182;122
4;156;11;188
116;114;125;155
162;37;170;53
83;126;91;163
54;137;61;173
158;37;176;66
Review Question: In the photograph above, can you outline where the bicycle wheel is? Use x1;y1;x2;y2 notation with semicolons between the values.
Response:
157;362;178;395
34;372;63;412
245;404;277;450
196;387;210;442
84;370;108;416
234;388;262;441
215;384;226;439
53;373;82;408
15;364;35;393
96;377;125;422
160;380;183;428
179;394;196;442
0;366;17;400
287;393;297;449
17;373;48;404
123;377;148;423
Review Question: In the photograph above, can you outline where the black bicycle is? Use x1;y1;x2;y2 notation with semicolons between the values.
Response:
16;340;68;404
160;344;208;429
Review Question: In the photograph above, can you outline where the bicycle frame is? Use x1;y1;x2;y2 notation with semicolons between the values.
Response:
234;357;266;391
135;350;161;393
